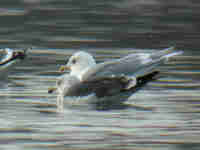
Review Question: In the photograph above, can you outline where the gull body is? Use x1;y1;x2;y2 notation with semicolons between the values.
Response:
0;48;26;80
51;47;182;110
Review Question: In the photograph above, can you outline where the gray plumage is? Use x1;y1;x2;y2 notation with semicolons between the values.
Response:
58;71;159;98
54;47;182;101
0;48;26;79
82;47;182;81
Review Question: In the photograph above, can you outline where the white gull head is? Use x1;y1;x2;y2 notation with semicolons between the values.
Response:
65;51;96;80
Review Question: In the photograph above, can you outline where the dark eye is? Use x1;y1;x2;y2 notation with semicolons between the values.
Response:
72;59;76;64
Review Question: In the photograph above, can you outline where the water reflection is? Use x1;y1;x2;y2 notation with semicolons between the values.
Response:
0;48;199;150
0;0;200;149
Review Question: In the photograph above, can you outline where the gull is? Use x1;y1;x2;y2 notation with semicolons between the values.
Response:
0;48;26;80
48;47;182;110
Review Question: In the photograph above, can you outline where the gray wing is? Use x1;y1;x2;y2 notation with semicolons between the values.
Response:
64;71;159;98
0;48;26;67
82;47;180;81
0;48;13;65
0;48;26;78
64;76;131;98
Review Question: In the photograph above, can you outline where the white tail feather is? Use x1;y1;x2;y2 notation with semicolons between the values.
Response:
163;50;183;62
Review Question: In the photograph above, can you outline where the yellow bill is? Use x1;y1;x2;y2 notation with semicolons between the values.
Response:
59;65;70;72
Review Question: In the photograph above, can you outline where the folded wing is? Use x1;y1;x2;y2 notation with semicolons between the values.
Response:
82;47;182;81
65;71;159;98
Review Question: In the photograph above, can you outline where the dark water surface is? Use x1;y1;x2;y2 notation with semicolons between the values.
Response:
0;0;200;150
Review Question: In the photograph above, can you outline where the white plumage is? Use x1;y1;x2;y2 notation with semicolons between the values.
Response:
49;47;183;111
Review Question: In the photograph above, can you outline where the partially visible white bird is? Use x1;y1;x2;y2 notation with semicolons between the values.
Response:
0;48;26;79
49;47;183;110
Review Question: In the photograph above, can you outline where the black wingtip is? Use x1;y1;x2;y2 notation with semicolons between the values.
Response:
48;87;57;94
14;50;26;60
136;71;160;87
48;89;53;94
14;47;33;60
